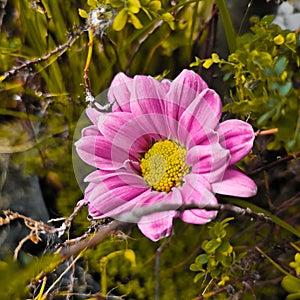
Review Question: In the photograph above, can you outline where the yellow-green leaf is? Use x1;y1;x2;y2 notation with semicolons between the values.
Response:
78;8;88;19
162;12;174;30
128;0;141;13
274;34;285;45
212;53;220;63
112;8;128;31
87;0;98;8
129;13;143;29
149;1;161;11
203;59;213;69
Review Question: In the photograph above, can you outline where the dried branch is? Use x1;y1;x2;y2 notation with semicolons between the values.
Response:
248;151;300;175
0;27;85;82
58;202;271;260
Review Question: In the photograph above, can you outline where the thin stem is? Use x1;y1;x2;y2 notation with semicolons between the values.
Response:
248;151;300;175
42;253;83;299
255;128;278;136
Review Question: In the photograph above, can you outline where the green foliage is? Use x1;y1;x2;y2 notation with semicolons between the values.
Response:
0;254;60;299
190;218;246;290
191;16;300;152
281;251;300;299
82;221;211;299
290;253;300;275
282;275;300;300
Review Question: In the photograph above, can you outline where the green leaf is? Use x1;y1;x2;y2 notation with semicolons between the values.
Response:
274;56;287;76
257;108;275;126
217;241;233;256
215;0;236;52
279;81;292;97
195;254;208;265
202;239;222;253
190;263;204;272
112;8;128;31
282;275;300;294
194;272;205;283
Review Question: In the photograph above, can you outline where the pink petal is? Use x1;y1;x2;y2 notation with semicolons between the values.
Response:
82;125;98;137
164;70;208;138
179;173;218;224
86;173;150;218
177;89;222;148
86;106;102;125
186;139;230;183
137;189;182;241
98;112;153;160
212;167;257;197
129;76;173;137
217;120;255;165
130;75;168;115
138;211;176;241
75;134;125;169
179;208;217;225
108;72;133;112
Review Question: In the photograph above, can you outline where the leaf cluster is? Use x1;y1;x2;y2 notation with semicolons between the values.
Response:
190;218;246;288
192;15;300;152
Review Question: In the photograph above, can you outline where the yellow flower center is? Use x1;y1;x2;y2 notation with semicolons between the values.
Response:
140;140;189;193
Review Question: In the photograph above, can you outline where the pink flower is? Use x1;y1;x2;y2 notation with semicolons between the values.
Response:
75;70;257;241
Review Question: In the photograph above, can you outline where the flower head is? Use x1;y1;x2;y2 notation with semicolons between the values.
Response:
75;70;257;241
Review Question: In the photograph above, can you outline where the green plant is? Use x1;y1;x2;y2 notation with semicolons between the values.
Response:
191;15;300;152
190;218;246;291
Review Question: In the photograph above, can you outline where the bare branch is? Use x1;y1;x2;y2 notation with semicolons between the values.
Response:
248;151;300;175
0;27;85;82
58;202;271;260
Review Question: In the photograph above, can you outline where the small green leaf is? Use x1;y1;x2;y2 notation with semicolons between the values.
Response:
194;272;205;283
274;56;287;76
195;254;208;265
202;239;221;253
190;263;204;272
112;8;128;31
279;81;292;97
257;109;275;126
